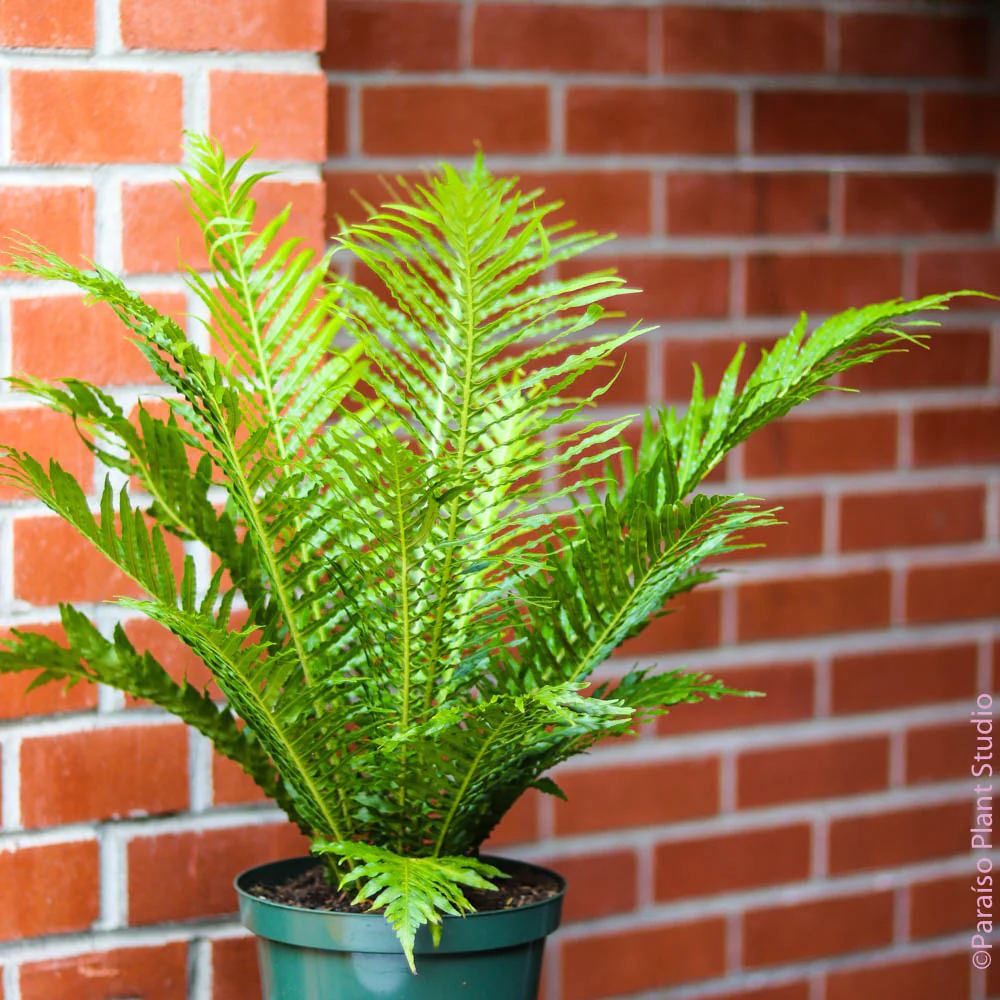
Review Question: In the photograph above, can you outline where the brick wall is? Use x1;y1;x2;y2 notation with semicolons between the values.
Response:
2;2;999;999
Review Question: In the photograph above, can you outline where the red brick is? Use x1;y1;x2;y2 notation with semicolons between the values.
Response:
0;0;93;47
826;952;969;1000
122;181;325;273
662;336;768;400
840;13;989;78
746;252;903;315
724;493;824;562
662;7;824;73
363;85;548;156
213;936;261;1000
913;405;1000;467
213;752;268;806
474;4;648;73
923;93;1000;155
562;254;730;321
483;788;539;849
744;890;894;967
561;918;725;1000
11;70;181;164
325;1;460;70
21;724;188;826
655;824;810;901
210;72;326;162
667;173;829;236
701;986;809;1000
14;516;183;605
738;736;889;808
554;757;718;835
538;849;637;923
738;570;891;642
0;186;93;272
744;412;898;477
20;943;188;1000
906;721;972;784
844;173;995;234
658;661;815;736
910;875;973;938
562;343;648;406
916;249;1000;307
617;587;722;656
754;91;909;155
832;643;978;715
11;294;181;384
122;0;322;51
0;408;93;500
0;840;98;940
829;801;970;874
516;171;652;236
907;560;1000;624
567;88;736;155
128;822;309;924
0;670;97;719
840;485;985;552
844;329;991;390
327;84;347;157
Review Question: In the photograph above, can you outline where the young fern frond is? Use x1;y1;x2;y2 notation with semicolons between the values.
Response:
0;134;976;967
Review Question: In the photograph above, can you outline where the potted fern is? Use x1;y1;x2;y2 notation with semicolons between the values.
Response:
0;136;972;997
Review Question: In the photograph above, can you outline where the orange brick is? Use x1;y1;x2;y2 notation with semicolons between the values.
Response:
325;1;461;71
474;4;648;73
121;0;323;51
658;661;815;736
123;618;214;693
829;801;970;873
744;412;897;477
737;570;891;642
21;724;188;826
0;840;99;940
744;891;894;967
11;294;181;384
567;88;736;155
667;172;829;236
482;788;540;849
20;943;188;1000
910;875;974;938
128;823;309;924
212;936;261;1000
746;252;903;315
906;560;1000;624
554;757;718;835
0;0;93;47
213;752;268;806
662;7;824;73
840;13;990;78
561;918;726;1000
11;70;182;164
754;91;909;155
537;849;637;924
362;85;549;156
122;181;325;273
655;824;811;901
210;72;326;161
826;952;969;1000
844;329;990;390
832;644;977;715
737;737;889;807
0;186;93;273
839;485;985;551
0;408;93;500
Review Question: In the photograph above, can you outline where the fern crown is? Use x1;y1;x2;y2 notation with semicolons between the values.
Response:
0;135;969;968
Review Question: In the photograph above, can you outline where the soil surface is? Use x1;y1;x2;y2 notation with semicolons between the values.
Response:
250;860;560;914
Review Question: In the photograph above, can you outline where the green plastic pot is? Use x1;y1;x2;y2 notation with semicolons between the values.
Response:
235;855;565;999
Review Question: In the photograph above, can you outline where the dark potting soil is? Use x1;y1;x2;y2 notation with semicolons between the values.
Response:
250;860;560;915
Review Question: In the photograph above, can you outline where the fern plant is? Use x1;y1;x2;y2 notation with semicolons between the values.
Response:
0;135;970;969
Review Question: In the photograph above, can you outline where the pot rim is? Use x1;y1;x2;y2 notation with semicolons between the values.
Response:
235;854;566;955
